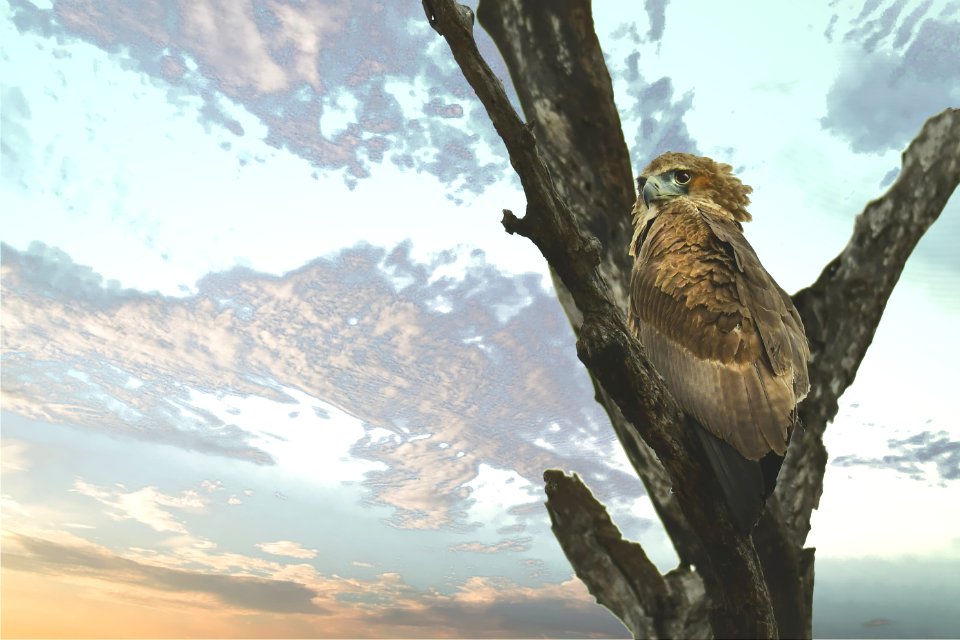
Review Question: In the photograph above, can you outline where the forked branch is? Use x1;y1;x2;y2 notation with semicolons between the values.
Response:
422;1;777;636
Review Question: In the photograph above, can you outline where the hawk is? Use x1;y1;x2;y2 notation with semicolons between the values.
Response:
628;152;810;532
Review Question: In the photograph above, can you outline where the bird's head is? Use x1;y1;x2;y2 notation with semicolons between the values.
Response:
636;152;753;223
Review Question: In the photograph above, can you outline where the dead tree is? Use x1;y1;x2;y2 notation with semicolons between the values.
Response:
421;1;960;637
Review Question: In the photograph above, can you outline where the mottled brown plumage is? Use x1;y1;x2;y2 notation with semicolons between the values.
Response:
629;152;810;463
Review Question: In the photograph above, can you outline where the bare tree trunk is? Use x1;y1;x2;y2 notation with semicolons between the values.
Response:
421;1;960;637
477;0;708;578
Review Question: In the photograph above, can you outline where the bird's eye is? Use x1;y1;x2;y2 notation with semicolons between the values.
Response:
674;170;691;185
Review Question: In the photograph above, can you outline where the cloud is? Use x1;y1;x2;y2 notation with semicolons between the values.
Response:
821;13;960;153
605;33;700;164
2;241;645;533
369;575;628;639
200;479;224;492
1;440;30;473
4;533;326;614
832;430;960;483
44;0;336;95
8;0;509;195
450;537;532;554
643;0;669;42
3;528;626;637
1;245;279;465
837;0;937;51
1;494;31;517
0;85;33;187
256;540;318;559
71;479;206;534
4;241;141;303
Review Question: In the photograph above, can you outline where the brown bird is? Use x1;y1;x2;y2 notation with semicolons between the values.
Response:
628;152;810;532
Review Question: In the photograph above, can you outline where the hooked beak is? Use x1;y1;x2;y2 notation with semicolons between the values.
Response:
642;174;667;208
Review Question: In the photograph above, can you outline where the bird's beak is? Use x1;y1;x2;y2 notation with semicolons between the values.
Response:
642;174;665;208
642;174;685;208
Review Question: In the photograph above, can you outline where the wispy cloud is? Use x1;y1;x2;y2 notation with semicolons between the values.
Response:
71;479;206;534
2;242;642;533
1;494;31;517
821;5;960;153
368;575;628;638
256;540;318;559
450;538;532;553
9;0;508;195
200;479;224;492
832;430;960;483
4;533;326;614
2;531;625;637
1;440;30;473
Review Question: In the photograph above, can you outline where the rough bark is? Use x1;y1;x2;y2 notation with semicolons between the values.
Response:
752;497;814;639
422;2;777;637
544;469;710;639
543;469;668;638
476;0;798;634
477;0;706;575
476;0;636;299
422;0;960;637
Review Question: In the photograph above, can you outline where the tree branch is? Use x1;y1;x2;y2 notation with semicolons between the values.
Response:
544;469;667;638
426;1;958;636
753;497;815;639
478;0;636;296
543;469;710;639
781;107;960;546
592;383;708;570
477;0;960;630
477;0;706;572
422;2;777;636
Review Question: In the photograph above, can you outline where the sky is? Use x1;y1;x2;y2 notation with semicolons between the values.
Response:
1;0;959;638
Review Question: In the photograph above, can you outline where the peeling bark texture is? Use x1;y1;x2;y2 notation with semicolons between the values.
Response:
421;0;959;638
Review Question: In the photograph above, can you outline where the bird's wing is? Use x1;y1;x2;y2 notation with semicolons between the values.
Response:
698;210;810;401
629;201;809;460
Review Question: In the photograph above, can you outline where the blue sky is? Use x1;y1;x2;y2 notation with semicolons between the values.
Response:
2;0;959;637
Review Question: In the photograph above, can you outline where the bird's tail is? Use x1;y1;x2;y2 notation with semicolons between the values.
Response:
694;422;773;534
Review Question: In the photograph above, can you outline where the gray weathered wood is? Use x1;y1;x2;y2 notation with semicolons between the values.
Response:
421;0;959;637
